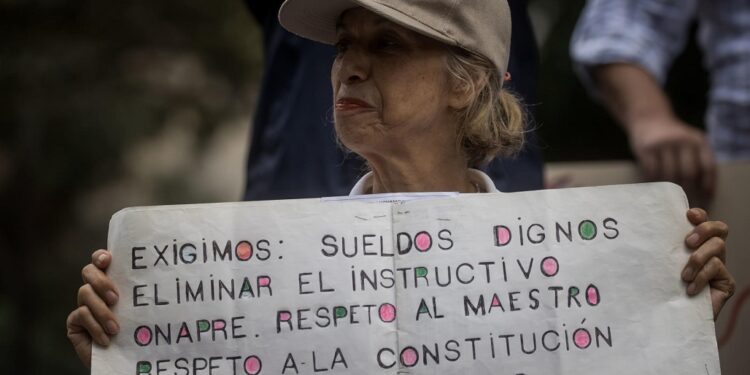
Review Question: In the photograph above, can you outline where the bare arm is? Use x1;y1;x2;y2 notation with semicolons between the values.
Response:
593;63;716;204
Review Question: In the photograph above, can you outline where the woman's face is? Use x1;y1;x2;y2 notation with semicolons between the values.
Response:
331;8;463;161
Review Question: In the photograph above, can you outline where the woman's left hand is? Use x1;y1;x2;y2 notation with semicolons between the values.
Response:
682;208;735;319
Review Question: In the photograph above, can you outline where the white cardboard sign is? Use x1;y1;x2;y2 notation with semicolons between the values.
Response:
92;183;720;375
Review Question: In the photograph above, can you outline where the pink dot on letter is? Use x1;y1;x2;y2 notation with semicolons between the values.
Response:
414;232;432;252
400;347;418;367
573;329;591;349
491;294;501;307
235;241;253;261
135;326;152;346
495;226;511;246
213;320;226;330
586;285;600;305
244;355;262;375
258;276;271;287
541;256;559;277
379;303;396;323
279;312;291;321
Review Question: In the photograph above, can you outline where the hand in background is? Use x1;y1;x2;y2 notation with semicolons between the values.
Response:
593;63;717;205
628;115;716;204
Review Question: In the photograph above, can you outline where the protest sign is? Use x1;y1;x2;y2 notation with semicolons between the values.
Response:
92;182;720;374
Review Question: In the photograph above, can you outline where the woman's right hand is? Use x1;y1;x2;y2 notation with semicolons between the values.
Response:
66;249;120;368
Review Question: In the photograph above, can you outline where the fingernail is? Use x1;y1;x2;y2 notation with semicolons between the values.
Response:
687;283;696;295
106;320;120;335
687;233;699;246
97;254;107;265
106;291;119;305
682;267;694;281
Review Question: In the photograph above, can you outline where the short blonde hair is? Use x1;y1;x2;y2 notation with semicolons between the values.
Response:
445;48;526;167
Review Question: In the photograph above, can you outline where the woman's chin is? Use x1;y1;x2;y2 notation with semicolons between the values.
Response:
334;111;381;131
335;120;384;154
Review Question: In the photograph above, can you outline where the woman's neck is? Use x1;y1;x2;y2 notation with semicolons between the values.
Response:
366;152;476;194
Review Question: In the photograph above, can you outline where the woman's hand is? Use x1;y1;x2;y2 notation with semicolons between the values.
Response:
66;249;120;368
682;208;735;319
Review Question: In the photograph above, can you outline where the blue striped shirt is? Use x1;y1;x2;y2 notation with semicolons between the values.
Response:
571;0;750;160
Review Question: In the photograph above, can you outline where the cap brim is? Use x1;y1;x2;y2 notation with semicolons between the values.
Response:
278;0;459;48
278;0;354;45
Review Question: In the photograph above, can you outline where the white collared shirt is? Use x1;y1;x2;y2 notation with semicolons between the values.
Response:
348;168;499;196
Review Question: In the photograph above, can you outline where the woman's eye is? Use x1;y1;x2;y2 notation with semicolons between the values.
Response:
335;40;349;55
375;38;399;51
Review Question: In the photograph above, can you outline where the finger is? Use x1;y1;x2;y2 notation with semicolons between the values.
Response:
710;266;736;319
687;257;724;296
639;150;660;182
77;284;120;335
91;249;111;270
686;220;730;248
698;140;717;197
660;146;678;183
686;207;708;226
67;305;110;348
682;236;726;281
67;309;93;368
677;144;699;190
81;264;118;306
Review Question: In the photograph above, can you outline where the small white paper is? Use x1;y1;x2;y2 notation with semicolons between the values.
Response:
92;183;720;375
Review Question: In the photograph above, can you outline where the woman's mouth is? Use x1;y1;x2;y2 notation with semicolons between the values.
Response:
335;97;374;111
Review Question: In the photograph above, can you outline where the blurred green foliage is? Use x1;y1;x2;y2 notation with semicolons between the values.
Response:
0;0;261;373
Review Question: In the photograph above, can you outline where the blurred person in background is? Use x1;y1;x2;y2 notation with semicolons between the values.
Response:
242;0;544;200
571;0;750;204
242;0;362;199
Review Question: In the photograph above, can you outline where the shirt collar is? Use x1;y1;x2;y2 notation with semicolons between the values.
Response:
348;168;499;196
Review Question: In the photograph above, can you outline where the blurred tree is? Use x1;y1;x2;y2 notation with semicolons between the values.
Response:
0;0;261;373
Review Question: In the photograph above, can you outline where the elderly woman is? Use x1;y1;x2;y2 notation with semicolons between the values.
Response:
67;0;735;367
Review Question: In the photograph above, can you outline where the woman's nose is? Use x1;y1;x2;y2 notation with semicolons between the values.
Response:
336;48;370;84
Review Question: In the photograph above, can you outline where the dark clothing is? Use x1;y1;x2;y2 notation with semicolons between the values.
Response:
243;0;543;200
487;0;544;192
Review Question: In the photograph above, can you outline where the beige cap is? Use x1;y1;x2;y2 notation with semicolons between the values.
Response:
278;0;512;77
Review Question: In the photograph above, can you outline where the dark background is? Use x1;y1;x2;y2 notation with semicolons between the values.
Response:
0;0;708;373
